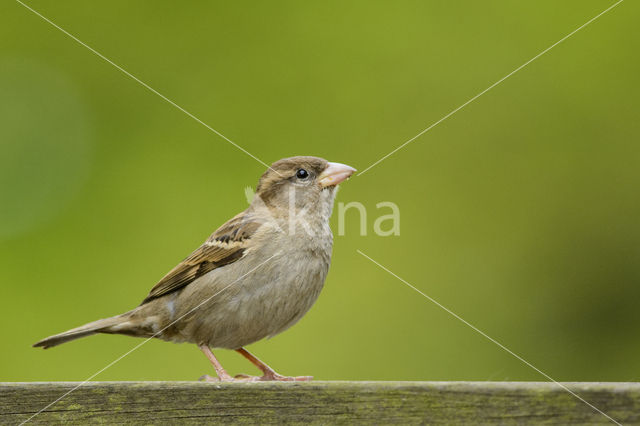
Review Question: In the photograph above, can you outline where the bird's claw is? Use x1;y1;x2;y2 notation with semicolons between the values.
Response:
199;373;313;382
261;372;313;382
199;374;236;382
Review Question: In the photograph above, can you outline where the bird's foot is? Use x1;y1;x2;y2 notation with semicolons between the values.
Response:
199;373;313;383
232;347;313;382
200;372;312;382
263;373;313;382
199;374;239;382
240;372;313;382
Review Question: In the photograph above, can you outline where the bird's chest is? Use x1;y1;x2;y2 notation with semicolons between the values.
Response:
240;235;331;324
199;232;332;348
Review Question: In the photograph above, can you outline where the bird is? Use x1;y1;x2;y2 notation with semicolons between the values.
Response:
33;156;356;382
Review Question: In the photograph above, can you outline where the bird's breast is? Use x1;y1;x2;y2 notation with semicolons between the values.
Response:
167;230;333;348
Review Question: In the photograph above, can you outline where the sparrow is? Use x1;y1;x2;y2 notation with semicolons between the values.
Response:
33;156;356;382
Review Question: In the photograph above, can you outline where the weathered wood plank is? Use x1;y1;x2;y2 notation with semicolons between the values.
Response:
1;381;638;425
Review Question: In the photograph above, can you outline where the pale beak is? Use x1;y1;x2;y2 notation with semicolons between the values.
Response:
318;162;357;187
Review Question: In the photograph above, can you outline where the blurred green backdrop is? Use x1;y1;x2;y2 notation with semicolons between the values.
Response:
1;0;639;383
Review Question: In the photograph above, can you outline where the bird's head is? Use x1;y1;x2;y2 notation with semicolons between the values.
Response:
254;156;355;217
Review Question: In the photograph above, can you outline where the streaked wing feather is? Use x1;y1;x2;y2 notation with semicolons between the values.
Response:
140;212;261;304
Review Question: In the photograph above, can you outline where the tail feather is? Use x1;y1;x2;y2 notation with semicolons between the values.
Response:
33;314;131;349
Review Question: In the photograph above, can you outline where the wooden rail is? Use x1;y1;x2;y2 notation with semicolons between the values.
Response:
2;381;639;424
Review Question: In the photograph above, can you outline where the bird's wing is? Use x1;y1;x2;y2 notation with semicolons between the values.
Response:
140;211;262;304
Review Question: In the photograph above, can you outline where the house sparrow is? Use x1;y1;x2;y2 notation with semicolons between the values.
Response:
33;156;356;382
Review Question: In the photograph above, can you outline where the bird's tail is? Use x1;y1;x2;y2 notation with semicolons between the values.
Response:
33;312;136;349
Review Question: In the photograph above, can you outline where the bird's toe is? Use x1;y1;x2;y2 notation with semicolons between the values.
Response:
260;373;313;382
199;374;239;382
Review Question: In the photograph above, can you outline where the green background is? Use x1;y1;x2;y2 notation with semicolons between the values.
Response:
1;0;639;383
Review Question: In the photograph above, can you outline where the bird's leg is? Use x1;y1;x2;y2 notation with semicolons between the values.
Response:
235;347;313;382
198;344;234;382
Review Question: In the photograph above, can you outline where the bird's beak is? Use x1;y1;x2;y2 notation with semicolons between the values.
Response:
318;162;356;187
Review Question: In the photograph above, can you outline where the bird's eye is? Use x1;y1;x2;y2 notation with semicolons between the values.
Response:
296;169;309;179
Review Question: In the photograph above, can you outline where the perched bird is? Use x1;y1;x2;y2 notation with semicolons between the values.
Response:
33;156;356;382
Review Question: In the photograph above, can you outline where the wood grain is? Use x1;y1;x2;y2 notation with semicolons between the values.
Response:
2;381;639;425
